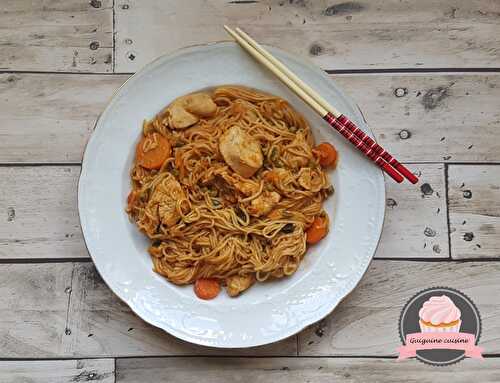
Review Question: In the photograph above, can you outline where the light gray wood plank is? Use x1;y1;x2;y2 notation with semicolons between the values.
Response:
0;164;443;260
1;73;499;164
298;260;500;356
378;164;447;258
0;73;127;164
0;263;73;357
116;357;500;383
449;165;500;259
0;166;86;259
0;359;114;383
115;0;500;72
335;73;500;162
63;263;297;356
0;0;113;72
1;260;498;358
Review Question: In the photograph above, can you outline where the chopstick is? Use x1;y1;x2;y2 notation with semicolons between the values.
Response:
224;25;418;184
233;28;418;184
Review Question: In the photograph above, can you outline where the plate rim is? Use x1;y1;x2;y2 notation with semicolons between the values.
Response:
78;41;386;348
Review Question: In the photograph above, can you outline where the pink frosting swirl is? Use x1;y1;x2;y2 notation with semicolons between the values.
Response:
419;295;461;325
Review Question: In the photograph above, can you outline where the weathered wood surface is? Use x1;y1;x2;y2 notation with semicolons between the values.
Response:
0;166;86;259
337;74;500;162
298;260;500;355
378;164;447;258
114;0;500;72
0;260;494;358
1;257;499;360
0;164;442;260
0;359;114;383
1;73;499;164
63;263;297;357
0;0;113;72
0;263;72;357
116;357;500;383
0;73;127;164
449;165;500;259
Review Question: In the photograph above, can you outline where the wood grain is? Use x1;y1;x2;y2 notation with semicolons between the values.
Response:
0;164;442;260
0;73;127;164
449;165;500;259
336;73;500;162
0;263;72;357
1;73;499;164
1;260;498;358
0;359;114;383
63;263;297;357
378;164;447;258
0;166;86;259
0;0;113;72
298;260;500;356
114;0;500;72
116;357;500;383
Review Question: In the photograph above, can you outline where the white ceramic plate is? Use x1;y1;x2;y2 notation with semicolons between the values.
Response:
78;42;385;348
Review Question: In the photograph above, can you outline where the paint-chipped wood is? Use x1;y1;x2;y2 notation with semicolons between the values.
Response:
0;73;128;163
115;0;500;72
0;164;443;260
379;164;448;258
0;263;73;357
1;73;499;164
298;260;500;355
335;73;500;162
1;261;499;359
0;359;114;383
116;357;500;383
449;165;500;259
0;167;87;259
63;263;297;356
0;0;113;72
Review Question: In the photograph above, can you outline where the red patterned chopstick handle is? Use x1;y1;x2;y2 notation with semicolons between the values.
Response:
336;114;418;184
323;112;404;183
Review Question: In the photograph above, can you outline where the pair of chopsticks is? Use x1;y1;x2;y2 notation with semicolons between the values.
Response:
223;25;418;184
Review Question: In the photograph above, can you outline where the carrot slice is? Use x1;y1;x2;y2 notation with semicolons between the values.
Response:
136;133;171;170
306;216;328;244
314;142;337;167
194;278;221;300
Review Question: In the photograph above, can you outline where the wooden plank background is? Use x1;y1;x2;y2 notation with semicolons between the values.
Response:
449;165;500;259
0;359;114;383
0;0;113;72
114;0;500;72
2;0;500;381
115;357;500;383
1;73;499;164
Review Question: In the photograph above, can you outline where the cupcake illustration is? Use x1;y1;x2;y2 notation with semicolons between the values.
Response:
419;295;461;333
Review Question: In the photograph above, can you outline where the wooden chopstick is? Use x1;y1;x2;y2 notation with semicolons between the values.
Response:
224;25;416;184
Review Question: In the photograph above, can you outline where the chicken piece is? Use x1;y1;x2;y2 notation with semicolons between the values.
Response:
217;172;260;196
219;125;263;178
283;131;312;169
183;93;217;117
247;191;281;217
166;92;217;130
149;174;187;227
297;167;323;192
226;274;255;297
265;168;295;193
168;103;199;130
